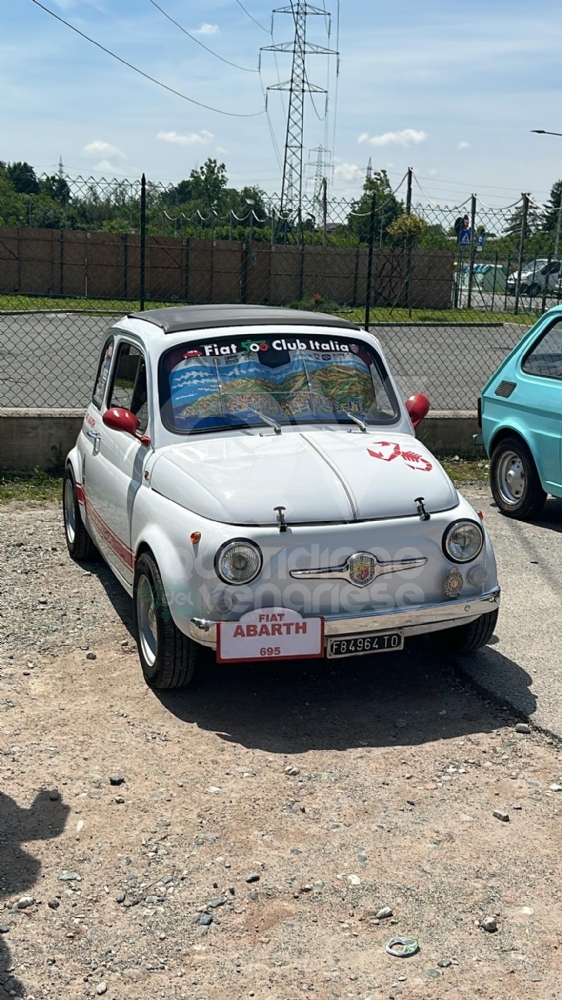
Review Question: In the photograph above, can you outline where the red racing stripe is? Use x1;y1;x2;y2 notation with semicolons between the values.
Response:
83;491;134;570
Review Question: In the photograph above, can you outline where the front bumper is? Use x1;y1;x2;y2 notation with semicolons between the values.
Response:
189;587;500;650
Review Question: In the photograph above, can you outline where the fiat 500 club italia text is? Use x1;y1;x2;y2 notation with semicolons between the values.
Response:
63;306;500;689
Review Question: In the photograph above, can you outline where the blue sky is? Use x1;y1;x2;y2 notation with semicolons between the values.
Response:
2;0;562;205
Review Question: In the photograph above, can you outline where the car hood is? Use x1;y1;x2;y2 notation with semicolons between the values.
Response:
150;430;458;525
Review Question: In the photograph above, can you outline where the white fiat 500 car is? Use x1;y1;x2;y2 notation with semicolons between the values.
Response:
64;305;500;689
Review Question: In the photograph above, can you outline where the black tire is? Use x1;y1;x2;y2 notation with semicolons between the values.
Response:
63;466;97;562
434;609;498;654
490;435;546;519
133;551;197;689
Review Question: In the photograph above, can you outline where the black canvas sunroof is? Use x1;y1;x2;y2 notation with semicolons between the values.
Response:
128;304;360;335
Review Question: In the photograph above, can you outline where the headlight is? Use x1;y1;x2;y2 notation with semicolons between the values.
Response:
442;520;484;563
216;539;262;585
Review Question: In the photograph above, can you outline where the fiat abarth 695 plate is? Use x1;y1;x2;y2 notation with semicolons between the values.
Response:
63;305;500;689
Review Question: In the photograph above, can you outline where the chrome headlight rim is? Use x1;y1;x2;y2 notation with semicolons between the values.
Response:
215;538;263;586
442;518;484;564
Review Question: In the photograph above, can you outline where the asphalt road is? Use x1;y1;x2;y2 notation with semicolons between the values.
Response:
459;484;562;740
0;311;530;409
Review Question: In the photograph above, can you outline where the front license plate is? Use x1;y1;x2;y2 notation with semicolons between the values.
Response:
326;632;404;659
217;608;324;663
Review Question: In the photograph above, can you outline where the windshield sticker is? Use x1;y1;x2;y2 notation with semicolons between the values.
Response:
368;442;433;472
161;333;399;432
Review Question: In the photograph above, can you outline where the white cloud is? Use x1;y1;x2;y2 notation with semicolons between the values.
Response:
457;141;470;150
83;140;126;160
358;128;428;148
193;22;218;35
334;162;364;182
157;130;213;146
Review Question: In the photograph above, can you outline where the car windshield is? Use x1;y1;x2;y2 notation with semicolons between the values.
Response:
159;331;399;434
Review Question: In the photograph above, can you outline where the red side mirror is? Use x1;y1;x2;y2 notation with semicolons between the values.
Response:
103;407;140;436
405;393;430;429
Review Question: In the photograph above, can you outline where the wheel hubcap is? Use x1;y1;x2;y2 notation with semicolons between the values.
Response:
137;573;158;667
497;451;525;505
64;478;76;544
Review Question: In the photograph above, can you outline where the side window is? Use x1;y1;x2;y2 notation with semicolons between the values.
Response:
108;342;149;433
92;338;114;409
522;321;562;380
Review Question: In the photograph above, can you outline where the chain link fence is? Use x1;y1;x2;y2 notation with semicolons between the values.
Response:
2;170;558;410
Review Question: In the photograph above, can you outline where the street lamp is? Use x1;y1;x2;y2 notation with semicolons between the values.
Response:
531;130;562;257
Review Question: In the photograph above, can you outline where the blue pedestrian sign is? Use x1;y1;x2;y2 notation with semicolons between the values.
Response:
476;233;485;253
458;229;472;248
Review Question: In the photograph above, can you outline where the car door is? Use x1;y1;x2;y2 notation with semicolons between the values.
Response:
87;338;150;586
81;335;116;566
519;318;562;492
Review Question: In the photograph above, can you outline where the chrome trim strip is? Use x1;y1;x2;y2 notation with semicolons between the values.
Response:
290;550;427;587
189;588;500;649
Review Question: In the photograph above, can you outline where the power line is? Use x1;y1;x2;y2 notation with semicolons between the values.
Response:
30;0;264;118
148;0;257;73
233;0;270;32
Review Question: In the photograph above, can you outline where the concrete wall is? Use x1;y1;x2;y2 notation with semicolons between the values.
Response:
0;408;480;472
0;227;454;310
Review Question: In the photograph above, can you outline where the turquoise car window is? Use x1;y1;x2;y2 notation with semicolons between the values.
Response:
522;321;562;380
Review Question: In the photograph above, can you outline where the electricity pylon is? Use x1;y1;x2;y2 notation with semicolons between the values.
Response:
262;2;337;219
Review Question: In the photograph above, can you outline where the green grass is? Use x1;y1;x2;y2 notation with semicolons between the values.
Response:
0;470;63;504
441;457;490;484
0;293;541;326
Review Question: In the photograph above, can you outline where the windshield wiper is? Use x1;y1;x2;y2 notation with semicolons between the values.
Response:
345;411;367;432
247;407;282;435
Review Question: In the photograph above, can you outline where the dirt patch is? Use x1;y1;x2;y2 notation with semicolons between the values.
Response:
1;503;561;999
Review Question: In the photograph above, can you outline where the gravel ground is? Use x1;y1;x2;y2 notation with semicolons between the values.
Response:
1;503;562;999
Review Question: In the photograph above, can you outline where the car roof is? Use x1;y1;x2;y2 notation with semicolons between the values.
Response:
127;304;360;335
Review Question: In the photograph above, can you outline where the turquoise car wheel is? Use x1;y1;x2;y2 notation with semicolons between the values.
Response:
491;436;546;520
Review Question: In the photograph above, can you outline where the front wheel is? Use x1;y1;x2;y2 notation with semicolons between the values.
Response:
433;609;498;654
490;436;546;519
133;551;198;689
63;466;97;561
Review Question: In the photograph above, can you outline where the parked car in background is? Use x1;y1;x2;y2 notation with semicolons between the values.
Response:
480;305;562;519
64;305;500;689
506;258;561;296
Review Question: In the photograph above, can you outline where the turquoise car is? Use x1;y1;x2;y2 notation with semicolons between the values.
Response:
480;306;562;519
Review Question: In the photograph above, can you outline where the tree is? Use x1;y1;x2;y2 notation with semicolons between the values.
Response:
40;174;71;205
188;158;228;210
386;213;427;246
348;169;404;243
542;179;562;233
6;162;40;195
505;198;541;241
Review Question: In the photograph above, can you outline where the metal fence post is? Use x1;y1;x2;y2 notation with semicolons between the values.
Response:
406;167;413;316
140;173;146;311
514;193;529;316
364;194;376;329
541;252;551;314
467;193;477;310
406;167;412;215
491;249;498;312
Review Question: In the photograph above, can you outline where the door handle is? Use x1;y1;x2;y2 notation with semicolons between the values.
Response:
86;429;101;455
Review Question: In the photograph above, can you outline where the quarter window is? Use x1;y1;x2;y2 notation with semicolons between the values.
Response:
92;338;114;409
522;321;562;380
108;342;149;433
